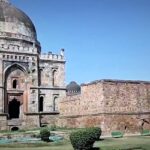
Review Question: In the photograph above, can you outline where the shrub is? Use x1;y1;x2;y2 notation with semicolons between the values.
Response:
70;127;101;150
40;128;50;142
87;127;102;140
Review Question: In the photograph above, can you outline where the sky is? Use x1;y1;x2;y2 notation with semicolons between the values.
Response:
11;0;150;84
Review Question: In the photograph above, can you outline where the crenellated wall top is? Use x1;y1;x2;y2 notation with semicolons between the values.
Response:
40;49;65;62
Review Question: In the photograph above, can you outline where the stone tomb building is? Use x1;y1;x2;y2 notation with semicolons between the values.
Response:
0;0;65;130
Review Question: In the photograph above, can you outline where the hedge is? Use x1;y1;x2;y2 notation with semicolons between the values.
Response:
70;127;101;150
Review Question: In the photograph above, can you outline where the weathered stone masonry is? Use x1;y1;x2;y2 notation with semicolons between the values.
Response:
0;0;66;130
59;80;150;135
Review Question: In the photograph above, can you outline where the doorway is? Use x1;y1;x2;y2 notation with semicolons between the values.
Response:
8;98;20;119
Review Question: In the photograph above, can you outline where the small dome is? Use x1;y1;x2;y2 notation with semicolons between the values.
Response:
0;0;37;41
66;81;81;95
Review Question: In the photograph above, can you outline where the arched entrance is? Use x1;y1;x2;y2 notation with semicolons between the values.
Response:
9;98;20;119
4;63;28;120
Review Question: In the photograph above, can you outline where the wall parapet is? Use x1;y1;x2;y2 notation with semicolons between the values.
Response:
81;79;150;86
40;52;65;62
40;48;65;61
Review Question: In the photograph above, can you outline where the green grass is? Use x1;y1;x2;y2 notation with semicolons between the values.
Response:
0;141;73;150
0;136;149;150
95;136;150;150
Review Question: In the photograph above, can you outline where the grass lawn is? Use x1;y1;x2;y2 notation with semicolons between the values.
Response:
95;136;150;150
0;136;149;150
0;141;73;150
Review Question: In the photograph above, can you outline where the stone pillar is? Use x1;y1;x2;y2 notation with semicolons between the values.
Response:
28;88;39;113
0;89;4;113
0;54;3;86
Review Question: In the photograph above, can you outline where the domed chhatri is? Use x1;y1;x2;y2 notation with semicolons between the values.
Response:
66;81;81;95
0;0;37;42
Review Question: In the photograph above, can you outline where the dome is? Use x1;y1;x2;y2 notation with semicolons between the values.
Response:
0;0;37;41
66;81;81;95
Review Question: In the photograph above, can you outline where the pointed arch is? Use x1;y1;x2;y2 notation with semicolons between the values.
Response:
4;63;27;81
3;63;27;114
53;95;59;112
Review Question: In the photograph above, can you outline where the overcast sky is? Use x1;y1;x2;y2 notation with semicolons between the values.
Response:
11;0;150;84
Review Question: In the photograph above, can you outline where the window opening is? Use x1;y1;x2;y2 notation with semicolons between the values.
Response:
13;79;18;89
39;96;44;112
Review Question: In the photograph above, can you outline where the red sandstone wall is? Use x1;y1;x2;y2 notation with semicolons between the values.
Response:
59;115;150;135
59;82;104;116
103;82;150;113
59;80;150;135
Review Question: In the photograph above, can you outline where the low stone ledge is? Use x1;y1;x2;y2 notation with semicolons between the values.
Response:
25;112;60;115
30;86;66;90
60;111;150;118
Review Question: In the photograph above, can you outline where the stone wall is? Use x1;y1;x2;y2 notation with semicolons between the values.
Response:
0;115;7;130
60;81;104;116
39;89;66;112
103;80;150;113
24;115;40;129
39;61;65;87
59;80;150;135
40;114;59;126
24;113;59;129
